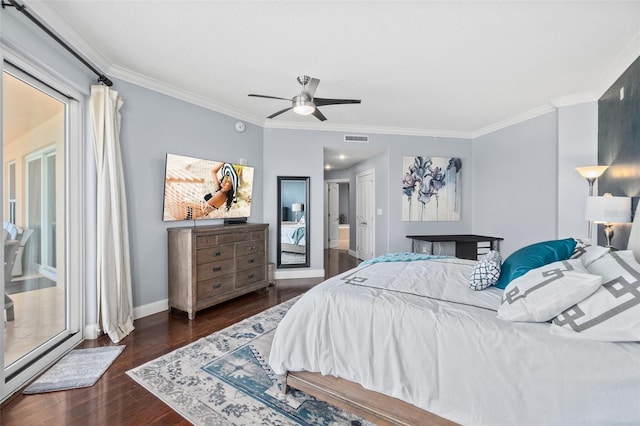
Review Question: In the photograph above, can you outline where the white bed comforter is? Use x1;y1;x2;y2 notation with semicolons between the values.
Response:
269;258;640;426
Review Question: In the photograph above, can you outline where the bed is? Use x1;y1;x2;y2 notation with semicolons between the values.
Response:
269;213;640;425
280;221;306;254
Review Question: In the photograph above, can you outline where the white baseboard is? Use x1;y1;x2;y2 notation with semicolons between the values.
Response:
133;298;169;320
274;268;325;280
84;323;101;340
83;300;169;337
348;249;358;258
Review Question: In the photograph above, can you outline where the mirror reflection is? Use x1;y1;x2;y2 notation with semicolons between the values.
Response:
277;176;310;268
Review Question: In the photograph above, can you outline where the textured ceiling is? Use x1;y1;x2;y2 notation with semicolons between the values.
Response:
18;1;640;137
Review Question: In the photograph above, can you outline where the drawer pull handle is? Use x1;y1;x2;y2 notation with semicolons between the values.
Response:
212;266;222;272
212;283;222;289
248;259;255;264
213;251;222;257
248;246;256;251
248;273;255;279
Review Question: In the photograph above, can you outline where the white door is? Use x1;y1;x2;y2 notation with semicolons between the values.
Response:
328;183;339;248
356;170;374;260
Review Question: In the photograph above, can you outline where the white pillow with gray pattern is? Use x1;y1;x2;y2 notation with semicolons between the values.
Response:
570;238;610;267
497;259;602;322
468;250;502;290
551;250;640;342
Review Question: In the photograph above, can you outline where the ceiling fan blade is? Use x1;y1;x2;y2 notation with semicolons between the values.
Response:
314;97;361;107
248;94;291;101
312;108;327;121
267;107;293;119
303;78;320;98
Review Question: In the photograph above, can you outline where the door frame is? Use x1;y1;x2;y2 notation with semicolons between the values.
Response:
1;50;85;401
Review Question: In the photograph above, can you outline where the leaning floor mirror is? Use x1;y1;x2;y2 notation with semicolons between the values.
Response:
277;176;310;268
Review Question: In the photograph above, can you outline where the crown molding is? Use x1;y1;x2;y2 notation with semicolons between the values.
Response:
109;65;265;127
23;1;112;73
263;120;472;140
592;29;640;99
549;92;597;108
472;104;556;138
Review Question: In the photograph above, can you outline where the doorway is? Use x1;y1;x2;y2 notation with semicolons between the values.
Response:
324;180;350;251
2;60;84;401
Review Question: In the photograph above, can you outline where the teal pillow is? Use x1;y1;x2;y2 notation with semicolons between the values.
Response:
493;238;577;289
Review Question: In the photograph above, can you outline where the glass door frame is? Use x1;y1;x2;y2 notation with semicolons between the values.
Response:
1;53;85;400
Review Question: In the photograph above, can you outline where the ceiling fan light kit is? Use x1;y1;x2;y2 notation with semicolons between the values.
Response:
249;75;361;121
292;95;315;115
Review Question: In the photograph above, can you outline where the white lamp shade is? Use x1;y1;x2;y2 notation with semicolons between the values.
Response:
292;203;302;212
585;195;631;223
576;166;609;179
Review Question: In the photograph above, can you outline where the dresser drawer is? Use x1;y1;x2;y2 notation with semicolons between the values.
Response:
236;266;265;288
197;275;235;300
251;230;266;241
236;253;266;272
217;232;250;245
196;232;250;248
197;258;235;281
196;244;235;264
236;240;264;257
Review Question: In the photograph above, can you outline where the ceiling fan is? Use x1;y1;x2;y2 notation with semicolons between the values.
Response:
248;75;361;121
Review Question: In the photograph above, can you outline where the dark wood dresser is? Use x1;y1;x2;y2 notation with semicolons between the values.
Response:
167;223;268;319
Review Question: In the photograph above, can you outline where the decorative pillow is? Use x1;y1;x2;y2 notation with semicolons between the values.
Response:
469;250;502;290
571;238;610;267
493;238;576;289
551;250;640;342
497;259;602;322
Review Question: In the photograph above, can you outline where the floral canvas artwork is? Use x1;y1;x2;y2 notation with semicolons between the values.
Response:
402;156;462;221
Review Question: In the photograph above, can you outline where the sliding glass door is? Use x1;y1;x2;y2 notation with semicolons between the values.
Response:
1;61;83;400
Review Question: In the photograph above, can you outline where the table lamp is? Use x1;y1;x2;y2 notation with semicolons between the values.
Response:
292;203;302;222
585;193;631;247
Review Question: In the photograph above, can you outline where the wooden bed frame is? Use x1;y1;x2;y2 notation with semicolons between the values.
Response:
284;371;457;426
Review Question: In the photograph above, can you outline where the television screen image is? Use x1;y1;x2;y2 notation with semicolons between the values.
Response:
162;153;254;221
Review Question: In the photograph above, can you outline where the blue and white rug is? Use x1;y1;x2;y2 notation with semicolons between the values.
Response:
127;298;372;425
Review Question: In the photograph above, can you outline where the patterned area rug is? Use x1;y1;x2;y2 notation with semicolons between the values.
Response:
127;298;372;425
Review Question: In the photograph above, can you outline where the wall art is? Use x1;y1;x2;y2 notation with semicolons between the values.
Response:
402;156;462;221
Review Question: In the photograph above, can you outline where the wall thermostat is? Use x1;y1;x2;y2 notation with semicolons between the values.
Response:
234;121;246;133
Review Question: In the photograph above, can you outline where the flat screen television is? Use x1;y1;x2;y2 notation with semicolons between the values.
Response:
162;153;254;222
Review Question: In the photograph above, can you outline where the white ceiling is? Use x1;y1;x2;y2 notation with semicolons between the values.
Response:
3;72;64;143
20;1;640;138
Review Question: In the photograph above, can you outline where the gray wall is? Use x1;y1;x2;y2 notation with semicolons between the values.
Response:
472;112;559;257
557;102;599;240
264;129;472;271
115;79;264;307
598;54;640;249
338;183;349;223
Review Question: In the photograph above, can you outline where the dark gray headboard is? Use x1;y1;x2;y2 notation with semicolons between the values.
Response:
598;54;640;248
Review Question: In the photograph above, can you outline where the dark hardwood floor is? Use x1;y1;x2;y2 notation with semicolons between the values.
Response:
0;249;359;426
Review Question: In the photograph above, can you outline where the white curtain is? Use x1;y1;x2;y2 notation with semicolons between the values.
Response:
90;85;134;343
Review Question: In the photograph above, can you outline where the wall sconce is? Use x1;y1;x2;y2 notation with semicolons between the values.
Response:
585;193;631;247
576;165;609;240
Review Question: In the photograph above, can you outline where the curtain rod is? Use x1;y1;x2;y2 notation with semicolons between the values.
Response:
2;0;113;86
